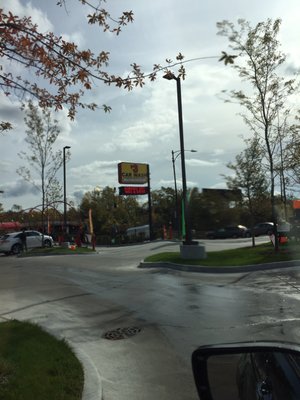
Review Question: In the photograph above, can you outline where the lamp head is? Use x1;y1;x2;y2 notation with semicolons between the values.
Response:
64;146;71;150
163;71;176;81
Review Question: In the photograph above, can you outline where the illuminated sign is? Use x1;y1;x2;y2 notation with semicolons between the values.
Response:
119;186;149;196
118;162;148;184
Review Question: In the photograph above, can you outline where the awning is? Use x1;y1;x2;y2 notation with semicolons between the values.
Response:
0;222;21;231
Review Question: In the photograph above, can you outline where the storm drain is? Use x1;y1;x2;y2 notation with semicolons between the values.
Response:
103;326;141;340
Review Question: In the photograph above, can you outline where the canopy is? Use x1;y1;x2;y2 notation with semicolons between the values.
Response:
0;222;21;231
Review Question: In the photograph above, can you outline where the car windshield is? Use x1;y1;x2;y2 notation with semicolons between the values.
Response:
1;2;300;400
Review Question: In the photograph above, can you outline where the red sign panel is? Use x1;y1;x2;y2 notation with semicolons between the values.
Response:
119;186;149;195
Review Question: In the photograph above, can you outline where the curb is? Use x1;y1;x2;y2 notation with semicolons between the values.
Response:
138;260;300;273
75;348;103;400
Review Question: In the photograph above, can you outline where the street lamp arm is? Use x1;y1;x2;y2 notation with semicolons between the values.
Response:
172;149;197;162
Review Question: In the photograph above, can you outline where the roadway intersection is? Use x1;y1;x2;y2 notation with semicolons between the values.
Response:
0;238;299;400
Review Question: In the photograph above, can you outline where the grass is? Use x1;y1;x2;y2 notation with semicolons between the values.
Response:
144;242;300;267
20;245;95;257
0;320;84;400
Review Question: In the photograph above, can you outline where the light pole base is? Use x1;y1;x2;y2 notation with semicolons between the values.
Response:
180;242;206;260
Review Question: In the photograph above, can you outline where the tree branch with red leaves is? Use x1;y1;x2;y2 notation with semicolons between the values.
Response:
0;3;236;131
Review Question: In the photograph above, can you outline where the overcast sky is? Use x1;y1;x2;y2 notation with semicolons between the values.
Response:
1;0;300;211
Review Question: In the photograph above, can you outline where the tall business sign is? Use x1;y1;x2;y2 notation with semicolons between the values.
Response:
118;162;148;184
118;162;152;239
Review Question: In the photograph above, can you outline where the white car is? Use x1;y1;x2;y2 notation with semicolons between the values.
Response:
0;230;54;255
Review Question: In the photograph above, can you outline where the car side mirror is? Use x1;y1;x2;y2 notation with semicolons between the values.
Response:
192;341;300;400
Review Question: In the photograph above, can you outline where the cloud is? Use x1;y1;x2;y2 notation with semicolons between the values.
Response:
69;160;118;179
72;184;95;204
53;107;78;146
2;0;300;212
6;0;53;32
1;180;39;198
186;158;220;167
61;32;86;48
0;160;11;174
0;96;22;119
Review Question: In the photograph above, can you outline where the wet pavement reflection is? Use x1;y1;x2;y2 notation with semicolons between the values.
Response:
1;253;300;400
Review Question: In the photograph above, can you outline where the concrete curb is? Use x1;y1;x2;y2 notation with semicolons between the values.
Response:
75;348;103;400
138;260;300;273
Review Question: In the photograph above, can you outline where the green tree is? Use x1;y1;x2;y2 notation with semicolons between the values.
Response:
80;187;143;240
151;187;177;234
198;189;244;231
277;117;300;203
17;101;64;234
224;137;270;246
217;18;299;250
11;204;23;213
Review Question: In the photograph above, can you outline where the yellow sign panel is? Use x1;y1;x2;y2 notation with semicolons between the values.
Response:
118;162;148;184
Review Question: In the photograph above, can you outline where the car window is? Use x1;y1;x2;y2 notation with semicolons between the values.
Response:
26;231;40;237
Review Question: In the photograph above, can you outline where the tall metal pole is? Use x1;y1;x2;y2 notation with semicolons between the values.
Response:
171;150;179;234
63;146;71;236
175;77;192;245
171;149;197;239
147;164;153;240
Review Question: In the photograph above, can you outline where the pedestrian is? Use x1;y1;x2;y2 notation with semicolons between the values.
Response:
20;228;27;252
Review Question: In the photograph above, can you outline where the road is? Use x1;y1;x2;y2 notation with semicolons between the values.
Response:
0;237;299;400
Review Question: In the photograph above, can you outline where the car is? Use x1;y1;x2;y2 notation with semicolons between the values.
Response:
0;230;54;255
252;222;275;236
206;225;250;239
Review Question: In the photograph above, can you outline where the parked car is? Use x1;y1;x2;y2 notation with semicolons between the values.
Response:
206;225;250;239
0;230;54;255
252;222;275;236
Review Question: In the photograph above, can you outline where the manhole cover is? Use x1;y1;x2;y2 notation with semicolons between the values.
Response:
103;327;141;340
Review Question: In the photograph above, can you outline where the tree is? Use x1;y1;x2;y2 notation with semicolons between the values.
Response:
0;3;233;131
151;187;177;233
217;18;299;250
11;204;23;213
276;116;300;201
224;137;270;246
197;189;245;231
0;4;184;124
79;186;143;240
16;101;64;233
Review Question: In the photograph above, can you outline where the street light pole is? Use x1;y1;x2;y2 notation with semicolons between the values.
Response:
171;149;197;237
164;72;192;244
63;146;71;236
171;150;179;232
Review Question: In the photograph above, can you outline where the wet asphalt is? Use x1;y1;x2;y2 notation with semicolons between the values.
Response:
0;239;300;399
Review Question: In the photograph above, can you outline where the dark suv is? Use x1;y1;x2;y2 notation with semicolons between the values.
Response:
253;222;274;236
206;225;249;239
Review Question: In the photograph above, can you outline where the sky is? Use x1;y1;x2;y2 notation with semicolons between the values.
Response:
1;0;300;211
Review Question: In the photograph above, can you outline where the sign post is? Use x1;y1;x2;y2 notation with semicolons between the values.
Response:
118;162;153;240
